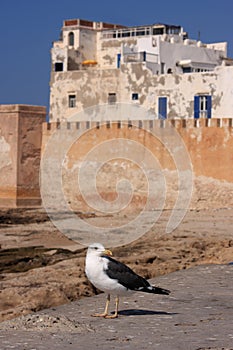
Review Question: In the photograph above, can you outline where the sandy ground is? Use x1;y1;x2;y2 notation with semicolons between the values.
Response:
1;199;233;323
0;176;233;322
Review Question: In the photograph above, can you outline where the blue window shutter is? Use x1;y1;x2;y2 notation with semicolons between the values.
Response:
194;96;200;119
158;97;167;119
207;95;212;118
117;53;121;68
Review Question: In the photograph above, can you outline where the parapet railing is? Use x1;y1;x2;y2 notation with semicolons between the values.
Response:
43;118;233;131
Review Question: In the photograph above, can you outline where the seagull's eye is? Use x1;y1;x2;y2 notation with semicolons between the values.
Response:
94;247;98;250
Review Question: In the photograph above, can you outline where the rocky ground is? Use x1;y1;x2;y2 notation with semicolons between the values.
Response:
0;176;233;323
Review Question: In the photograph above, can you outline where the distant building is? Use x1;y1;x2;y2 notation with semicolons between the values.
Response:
50;19;233;121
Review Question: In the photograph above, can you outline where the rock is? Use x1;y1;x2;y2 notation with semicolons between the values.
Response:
0;257;95;322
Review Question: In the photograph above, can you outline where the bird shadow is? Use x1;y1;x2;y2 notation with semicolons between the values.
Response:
118;309;178;316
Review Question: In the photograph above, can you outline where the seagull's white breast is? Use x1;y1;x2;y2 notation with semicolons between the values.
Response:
85;254;129;296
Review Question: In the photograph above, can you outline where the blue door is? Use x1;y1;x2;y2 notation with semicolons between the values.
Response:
158;97;167;119
117;53;121;68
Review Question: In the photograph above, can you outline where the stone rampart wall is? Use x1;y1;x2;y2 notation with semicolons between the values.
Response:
41;118;233;213
0;105;46;207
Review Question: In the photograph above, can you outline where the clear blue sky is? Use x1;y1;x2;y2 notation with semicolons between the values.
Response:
0;0;232;114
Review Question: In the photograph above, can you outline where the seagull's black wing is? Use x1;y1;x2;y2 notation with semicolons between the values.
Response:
103;256;170;295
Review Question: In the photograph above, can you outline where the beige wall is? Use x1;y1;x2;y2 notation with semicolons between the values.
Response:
0;105;46;207
1;110;232;208
41;118;233;213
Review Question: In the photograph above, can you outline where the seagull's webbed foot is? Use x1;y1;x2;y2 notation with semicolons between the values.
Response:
91;312;118;318
91;312;109;317
91;294;110;318
104;312;118;319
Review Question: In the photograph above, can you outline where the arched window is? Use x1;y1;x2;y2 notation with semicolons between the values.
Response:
68;32;74;46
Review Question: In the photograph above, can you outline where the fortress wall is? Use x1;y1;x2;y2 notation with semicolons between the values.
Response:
0;105;46;207
41;118;233;212
1;113;232;208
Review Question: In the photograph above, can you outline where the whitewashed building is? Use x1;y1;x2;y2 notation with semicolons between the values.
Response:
49;18;233;121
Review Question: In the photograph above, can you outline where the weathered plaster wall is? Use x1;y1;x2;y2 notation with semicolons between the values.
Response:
51;41;68;71
49;65;233;121
0;105;46;207
50;69;122;120
173;118;233;181
97;34;138;69
79;29;96;62
42;118;233;212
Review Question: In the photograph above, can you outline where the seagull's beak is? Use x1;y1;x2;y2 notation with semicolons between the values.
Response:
103;249;113;256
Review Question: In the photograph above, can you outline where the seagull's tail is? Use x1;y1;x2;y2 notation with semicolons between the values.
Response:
151;286;170;295
139;285;170;295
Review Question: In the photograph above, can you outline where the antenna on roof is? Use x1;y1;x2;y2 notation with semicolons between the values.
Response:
198;30;201;41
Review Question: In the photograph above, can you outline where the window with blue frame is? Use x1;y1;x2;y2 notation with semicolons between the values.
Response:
194;95;212;118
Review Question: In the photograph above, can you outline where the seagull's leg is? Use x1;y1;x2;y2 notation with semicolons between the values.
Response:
103;294;110;315
105;296;119;319
91;294;110;317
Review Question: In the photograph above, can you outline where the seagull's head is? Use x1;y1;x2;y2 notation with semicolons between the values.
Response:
87;243;112;257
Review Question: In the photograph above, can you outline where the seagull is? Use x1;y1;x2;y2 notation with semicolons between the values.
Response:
85;243;170;319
